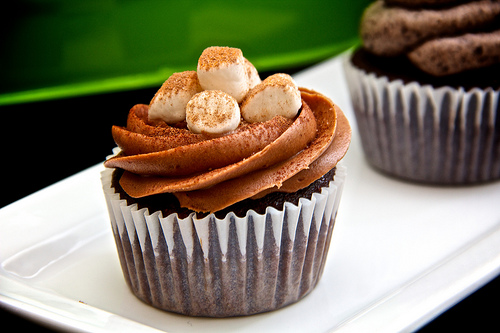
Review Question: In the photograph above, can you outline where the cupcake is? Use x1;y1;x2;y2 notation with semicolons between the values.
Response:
101;46;351;317
344;0;500;184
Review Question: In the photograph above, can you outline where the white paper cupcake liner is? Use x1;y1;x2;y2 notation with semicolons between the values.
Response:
343;56;500;184
101;164;346;317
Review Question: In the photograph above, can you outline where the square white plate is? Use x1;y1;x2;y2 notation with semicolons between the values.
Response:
1;54;500;332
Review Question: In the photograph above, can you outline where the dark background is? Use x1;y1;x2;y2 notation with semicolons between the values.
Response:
1;71;499;331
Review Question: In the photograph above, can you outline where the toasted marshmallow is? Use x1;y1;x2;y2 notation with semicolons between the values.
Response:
186;90;241;135
149;71;202;124
197;47;252;103
240;73;301;123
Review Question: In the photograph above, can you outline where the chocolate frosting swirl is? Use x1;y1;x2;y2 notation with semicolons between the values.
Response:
104;88;351;213
360;0;500;76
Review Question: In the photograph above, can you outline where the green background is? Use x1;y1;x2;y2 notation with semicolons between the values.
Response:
1;0;369;105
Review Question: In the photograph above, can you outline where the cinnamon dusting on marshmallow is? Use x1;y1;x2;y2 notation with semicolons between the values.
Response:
186;90;241;135
198;47;244;70
149;71;202;124
197;46;253;102
105;46;352;212
241;73;302;122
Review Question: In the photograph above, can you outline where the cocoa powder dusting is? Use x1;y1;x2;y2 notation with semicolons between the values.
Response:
198;47;244;70
165;71;201;95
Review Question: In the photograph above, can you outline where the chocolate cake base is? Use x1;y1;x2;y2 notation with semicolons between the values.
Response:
111;167;337;219
102;165;346;317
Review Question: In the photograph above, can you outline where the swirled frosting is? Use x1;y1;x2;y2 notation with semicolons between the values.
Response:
360;0;500;76
104;47;350;213
105;88;351;213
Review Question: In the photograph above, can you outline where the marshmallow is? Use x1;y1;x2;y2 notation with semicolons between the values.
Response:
197;46;255;103
245;57;261;89
149;71;202;124
240;73;302;123
186;90;241;135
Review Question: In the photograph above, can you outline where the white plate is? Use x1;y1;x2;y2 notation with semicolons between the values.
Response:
1;54;500;332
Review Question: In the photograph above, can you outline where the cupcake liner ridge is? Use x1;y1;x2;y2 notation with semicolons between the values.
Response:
101;164;346;317
344;55;500;184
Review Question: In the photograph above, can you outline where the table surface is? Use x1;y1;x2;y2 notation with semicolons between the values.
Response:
1;56;499;332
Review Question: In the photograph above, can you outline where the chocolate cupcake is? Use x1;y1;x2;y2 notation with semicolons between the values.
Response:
102;47;351;317
344;0;500;184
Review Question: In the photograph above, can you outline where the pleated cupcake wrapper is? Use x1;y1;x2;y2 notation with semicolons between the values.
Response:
343;56;500;184
101;164;346;317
